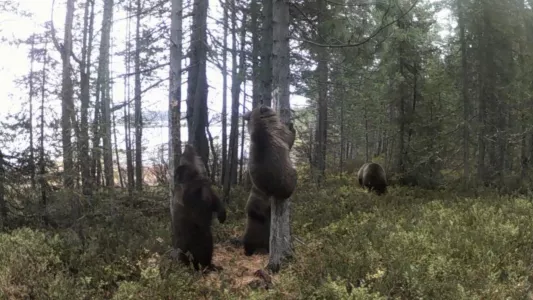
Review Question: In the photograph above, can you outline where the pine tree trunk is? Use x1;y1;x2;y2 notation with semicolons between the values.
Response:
60;0;76;189
79;0;95;195
314;0;328;183
269;0;293;273
221;0;228;187
98;0;115;187
28;36;36;189
224;1;247;201
250;0;260;107
169;0;183;249
124;0;135;193
458;0;470;185
239;80;246;183
186;0;210;167
260;0;272;106
39;41;49;224
134;0;144;190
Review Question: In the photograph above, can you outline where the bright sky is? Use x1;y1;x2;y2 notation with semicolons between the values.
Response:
0;0;307;118
0;0;450;161
0;0;310;161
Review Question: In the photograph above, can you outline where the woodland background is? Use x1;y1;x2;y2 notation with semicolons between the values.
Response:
1;0;533;299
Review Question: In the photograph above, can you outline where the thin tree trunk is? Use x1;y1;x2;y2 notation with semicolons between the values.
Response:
250;0;260;107
39;41;49;225
79;0;95;195
339;80;345;173
124;0;135;193
269;0;293;273
134;0;144;190
224;3;246;201
458;0;470;184
60;0;76;189
186;0;210;167
221;0;228;186
28;36;36;189
314;0;328;182
260;0;272;106
112;101;124;188
206;125;218;182
169;0;183;250
239;79;246;183
99;0;115;187
364;108;369;162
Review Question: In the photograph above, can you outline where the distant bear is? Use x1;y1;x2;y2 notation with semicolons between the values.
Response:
357;162;388;195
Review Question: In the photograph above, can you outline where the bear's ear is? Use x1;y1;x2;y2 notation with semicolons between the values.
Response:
243;111;251;121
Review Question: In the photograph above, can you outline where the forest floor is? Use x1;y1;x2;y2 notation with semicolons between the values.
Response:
1;176;533;299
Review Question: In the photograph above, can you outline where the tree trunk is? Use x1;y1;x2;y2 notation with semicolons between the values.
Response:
239;80;246;183
224;2;247;202
124;0;134;193
124;101;134;192
60;0;76;189
28;36;36;189
476;4;488;183
39;40;49;224
314;0;328;182
457;0;470;184
91;78;102;187
112;100;124;188
221;0;228;187
269;0;293;273
79;0;94;195
100;0;115;187
134;0;143;190
250;0;260;107
186;0;210;167
260;0;272;106
169;0;183;249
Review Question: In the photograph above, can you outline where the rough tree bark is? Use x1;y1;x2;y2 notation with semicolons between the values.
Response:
59;0;76;188
314;0;328;183
260;0;272;106
239;80;246;183
458;0;470;185
79;0;95;195
269;0;293;273
134;0;144;190
39;40;49;224
28;36;36;189
221;0;228;187
124;0;134;193
98;0;115;187
224;2;247;202
169;0;183;249
250;0;260;107
186;0;210;167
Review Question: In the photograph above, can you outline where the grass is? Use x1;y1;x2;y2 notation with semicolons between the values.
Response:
0;176;532;299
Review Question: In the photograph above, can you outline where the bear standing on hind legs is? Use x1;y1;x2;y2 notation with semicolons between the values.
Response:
243;105;297;200
357;162;388;195
171;144;226;272
241;105;297;256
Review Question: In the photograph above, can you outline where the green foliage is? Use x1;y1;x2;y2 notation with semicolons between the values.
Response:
0;179;532;299
0;228;87;299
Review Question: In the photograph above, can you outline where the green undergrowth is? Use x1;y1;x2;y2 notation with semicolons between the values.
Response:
1;180;532;299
